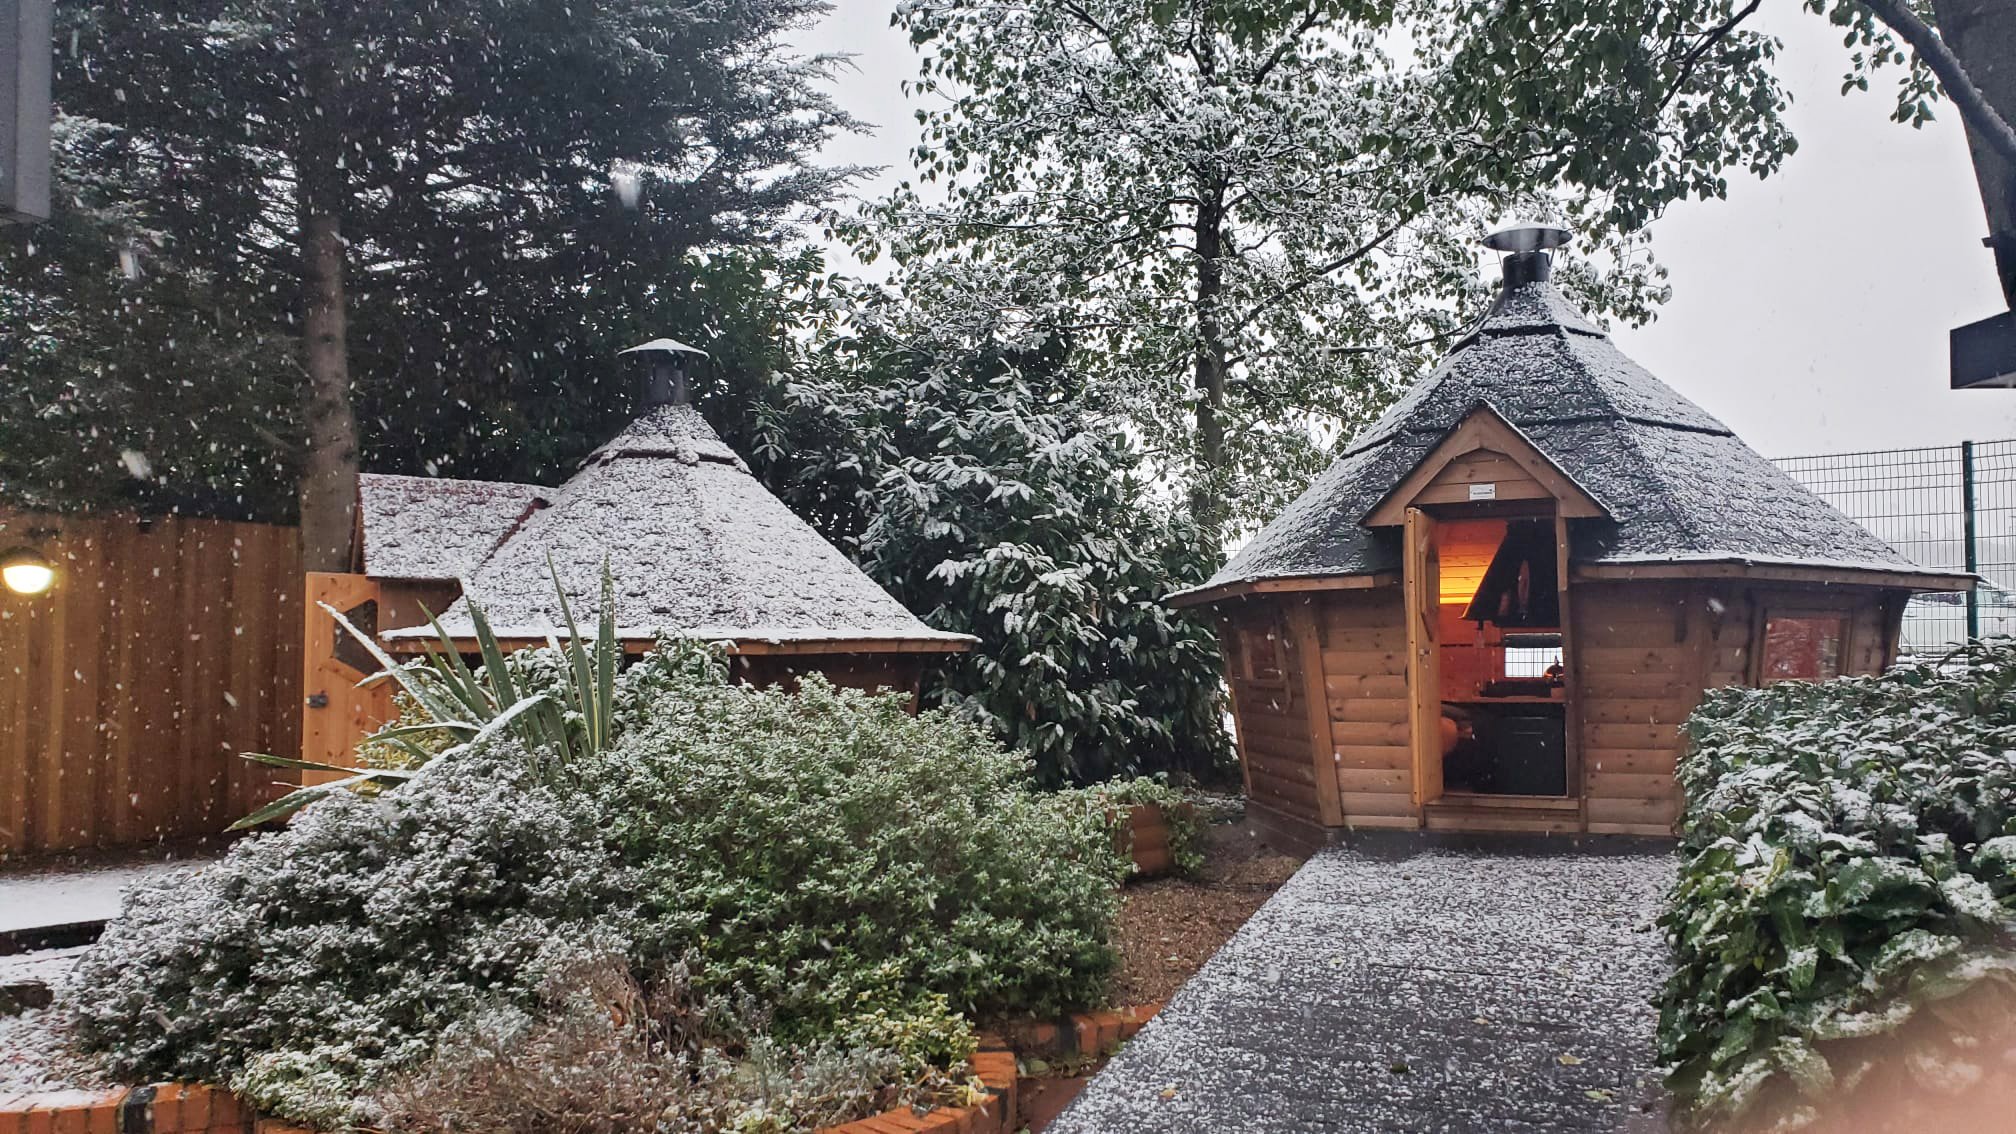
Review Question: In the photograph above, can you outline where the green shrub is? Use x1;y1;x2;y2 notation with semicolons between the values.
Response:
833;993;978;1082
585;673;1125;1035
1659;639;2016;1130
69;629;1122;1128
67;740;628;1128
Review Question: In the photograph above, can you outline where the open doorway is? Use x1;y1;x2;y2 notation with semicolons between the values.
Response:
1419;515;1571;800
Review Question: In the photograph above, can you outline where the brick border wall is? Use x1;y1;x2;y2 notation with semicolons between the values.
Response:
0;1006;1162;1134
0;1083;277;1134
817;1004;1163;1134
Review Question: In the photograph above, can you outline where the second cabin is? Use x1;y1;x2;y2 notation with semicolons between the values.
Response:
1171;226;1972;850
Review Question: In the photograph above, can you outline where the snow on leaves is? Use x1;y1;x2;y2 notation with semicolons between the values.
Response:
1659;639;2016;1129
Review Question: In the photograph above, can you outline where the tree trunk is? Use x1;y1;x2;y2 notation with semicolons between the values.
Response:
1929;0;2016;307
1188;22;1231;544
297;46;358;573
1191;190;1230;544
299;209;357;571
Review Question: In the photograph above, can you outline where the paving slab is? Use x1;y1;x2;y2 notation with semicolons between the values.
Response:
1050;839;1676;1133
0;843;220;946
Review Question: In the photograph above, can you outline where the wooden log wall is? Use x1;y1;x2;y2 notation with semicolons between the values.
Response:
0;509;302;856
1578;579;1898;836
1226;574;1908;842
1222;604;1325;824
1573;580;1697;836
1318;588;1416;828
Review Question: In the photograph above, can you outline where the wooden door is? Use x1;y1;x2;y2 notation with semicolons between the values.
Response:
1405;508;1444;807
301;572;394;779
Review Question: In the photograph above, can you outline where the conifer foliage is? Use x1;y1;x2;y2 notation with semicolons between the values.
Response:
0;0;858;556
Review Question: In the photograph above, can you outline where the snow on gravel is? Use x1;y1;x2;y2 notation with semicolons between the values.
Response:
1050;838;1677;1133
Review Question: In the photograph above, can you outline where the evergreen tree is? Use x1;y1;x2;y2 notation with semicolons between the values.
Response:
762;284;1233;786
1;0;859;562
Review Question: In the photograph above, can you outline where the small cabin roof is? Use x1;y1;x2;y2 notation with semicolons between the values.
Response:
357;474;545;581
380;404;973;652
1173;271;1974;606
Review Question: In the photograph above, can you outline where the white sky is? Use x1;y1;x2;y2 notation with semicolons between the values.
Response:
801;3;2016;459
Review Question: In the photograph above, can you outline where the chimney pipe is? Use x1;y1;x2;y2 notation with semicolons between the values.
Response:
619;337;709;409
1484;223;1572;290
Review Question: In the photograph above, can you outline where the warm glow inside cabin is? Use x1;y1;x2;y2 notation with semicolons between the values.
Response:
1430;517;1570;801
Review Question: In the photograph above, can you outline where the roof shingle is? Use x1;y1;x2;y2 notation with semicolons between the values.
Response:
358;474;544;581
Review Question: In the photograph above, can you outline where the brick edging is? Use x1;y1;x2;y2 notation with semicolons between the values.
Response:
815;1003;1163;1134
0;1006;1163;1134
0;1082;281;1134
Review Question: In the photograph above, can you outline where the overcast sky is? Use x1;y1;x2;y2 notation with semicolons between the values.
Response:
800;4;2016;460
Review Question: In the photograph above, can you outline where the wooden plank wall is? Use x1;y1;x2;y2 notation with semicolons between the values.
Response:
0;509;301;856
1224;604;1325;824
1317;588;1415;828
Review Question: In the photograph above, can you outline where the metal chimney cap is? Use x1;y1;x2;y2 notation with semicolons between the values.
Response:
1483;224;1572;253
620;337;709;358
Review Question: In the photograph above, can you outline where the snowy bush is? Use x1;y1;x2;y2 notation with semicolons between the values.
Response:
1659;640;2016;1129
67;740;626;1128
587;673;1126;1035
764;319;1234;787
66;640;1121;1128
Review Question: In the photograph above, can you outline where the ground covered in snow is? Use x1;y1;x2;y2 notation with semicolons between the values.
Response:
0;844;220;938
0;1003;110;1095
1050;838;1676;1134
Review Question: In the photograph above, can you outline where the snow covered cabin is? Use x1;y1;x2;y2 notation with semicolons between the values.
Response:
300;380;971;765
1169;226;1973;850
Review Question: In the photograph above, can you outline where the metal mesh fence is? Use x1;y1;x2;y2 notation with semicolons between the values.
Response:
1774;440;2016;657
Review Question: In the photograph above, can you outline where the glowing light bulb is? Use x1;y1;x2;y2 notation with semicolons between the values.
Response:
1;549;55;596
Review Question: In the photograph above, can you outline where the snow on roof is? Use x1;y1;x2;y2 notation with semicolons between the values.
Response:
1176;275;1972;603
358;473;545;581
384;404;972;649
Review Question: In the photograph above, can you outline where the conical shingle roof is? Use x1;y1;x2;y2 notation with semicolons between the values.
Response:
1175;271;1968;604
384;404;972;650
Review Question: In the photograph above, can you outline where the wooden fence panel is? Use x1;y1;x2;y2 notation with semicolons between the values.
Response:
0;509;302;856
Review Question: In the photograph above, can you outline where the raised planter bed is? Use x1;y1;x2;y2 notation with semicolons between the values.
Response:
1117;803;1181;879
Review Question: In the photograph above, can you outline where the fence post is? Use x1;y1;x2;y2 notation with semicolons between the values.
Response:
1963;440;1980;641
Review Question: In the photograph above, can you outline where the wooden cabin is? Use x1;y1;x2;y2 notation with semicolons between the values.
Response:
1170;226;1972;850
302;391;971;765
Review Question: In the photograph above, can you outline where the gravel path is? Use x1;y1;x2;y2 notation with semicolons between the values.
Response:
1049;839;1676;1134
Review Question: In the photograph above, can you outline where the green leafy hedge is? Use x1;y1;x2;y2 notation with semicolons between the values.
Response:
587;673;1126;1035
1659;640;2016;1129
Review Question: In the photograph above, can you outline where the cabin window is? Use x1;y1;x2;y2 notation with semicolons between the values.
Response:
1234;624;1288;686
1502;635;1564;678
1759;612;1848;683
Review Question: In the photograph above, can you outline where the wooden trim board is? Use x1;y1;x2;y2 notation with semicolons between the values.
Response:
1573;561;1972;592
1364;403;1609;528
1168;571;1400;610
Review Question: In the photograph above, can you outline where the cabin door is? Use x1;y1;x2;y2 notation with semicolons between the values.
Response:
1404;508;1443;807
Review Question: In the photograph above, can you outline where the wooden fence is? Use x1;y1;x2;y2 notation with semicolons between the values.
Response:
0;508;302;856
